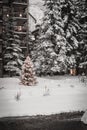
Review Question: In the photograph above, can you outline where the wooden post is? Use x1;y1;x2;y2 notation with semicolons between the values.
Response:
70;68;76;76
0;58;3;77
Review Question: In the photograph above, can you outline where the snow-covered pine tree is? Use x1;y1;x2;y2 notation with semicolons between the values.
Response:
61;0;81;71
76;0;87;74
3;14;24;76
32;0;67;75
29;24;42;75
21;56;37;86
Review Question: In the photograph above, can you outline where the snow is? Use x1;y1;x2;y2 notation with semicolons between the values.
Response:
29;0;43;5
29;6;44;24
0;76;87;118
81;110;87;124
29;0;44;24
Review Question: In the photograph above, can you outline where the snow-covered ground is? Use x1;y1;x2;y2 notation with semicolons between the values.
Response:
0;76;87;118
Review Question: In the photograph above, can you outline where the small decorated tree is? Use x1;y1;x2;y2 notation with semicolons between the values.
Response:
21;56;37;86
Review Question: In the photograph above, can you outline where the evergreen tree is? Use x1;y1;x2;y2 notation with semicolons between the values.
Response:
32;0;67;75
61;0;81;71
29;24;42;75
21;56;37;86
74;0;87;74
3;13;24;76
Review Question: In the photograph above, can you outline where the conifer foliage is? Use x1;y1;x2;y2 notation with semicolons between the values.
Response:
4;34;24;76
3;12;24;76
32;0;67;75
77;0;87;69
61;0;80;68
21;56;37;86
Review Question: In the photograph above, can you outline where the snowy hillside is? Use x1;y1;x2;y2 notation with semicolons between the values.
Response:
0;76;87;118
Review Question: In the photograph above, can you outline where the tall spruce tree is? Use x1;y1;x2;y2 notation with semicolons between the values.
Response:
61;0;81;72
29;25;42;75
32;0;67;75
3;12;24;76
69;0;87;74
77;0;87;74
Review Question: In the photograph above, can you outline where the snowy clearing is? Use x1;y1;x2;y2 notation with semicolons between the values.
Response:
0;76;87;118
